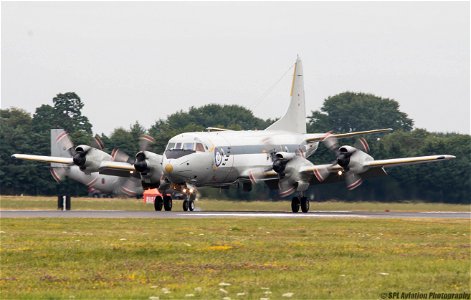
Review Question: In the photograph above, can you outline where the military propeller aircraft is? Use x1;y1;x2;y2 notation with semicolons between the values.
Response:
13;57;455;213
12;129;143;197
98;56;455;213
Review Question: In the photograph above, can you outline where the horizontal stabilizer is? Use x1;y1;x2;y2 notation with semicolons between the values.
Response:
206;127;233;132
306;128;393;143
12;154;73;165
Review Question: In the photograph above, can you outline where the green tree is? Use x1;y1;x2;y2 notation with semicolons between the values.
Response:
52;92;92;134
0;108;38;194
3;92;95;196
308;92;413;133
149;104;271;153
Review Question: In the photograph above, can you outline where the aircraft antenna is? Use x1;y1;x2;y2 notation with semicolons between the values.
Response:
253;62;295;111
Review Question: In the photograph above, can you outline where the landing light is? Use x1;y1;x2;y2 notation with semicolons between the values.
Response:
338;171;343;176
183;188;187;193
189;188;194;193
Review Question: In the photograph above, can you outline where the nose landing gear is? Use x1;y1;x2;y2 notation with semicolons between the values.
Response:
183;193;196;212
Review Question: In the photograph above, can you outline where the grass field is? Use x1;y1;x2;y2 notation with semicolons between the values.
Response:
1;195;470;212
1;218;470;299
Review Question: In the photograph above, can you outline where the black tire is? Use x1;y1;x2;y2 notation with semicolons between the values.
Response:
163;195;173;211
183;200;189;211
189;200;195;211
300;197;310;213
154;196;163;211
291;197;300;213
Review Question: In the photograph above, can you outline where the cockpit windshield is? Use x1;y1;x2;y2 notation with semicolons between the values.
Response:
165;142;207;159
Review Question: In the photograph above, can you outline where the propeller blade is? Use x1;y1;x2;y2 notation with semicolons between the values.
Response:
111;148;134;163
84;175;99;188
139;135;155;151
55;131;74;155
278;178;296;197
321;131;339;152
345;172;363;190
313;165;330;182
354;137;370;153
50;167;67;183
91;134;105;150
248;168;266;184
120;178;138;197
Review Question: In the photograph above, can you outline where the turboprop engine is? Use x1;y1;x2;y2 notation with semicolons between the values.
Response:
318;135;375;190
73;145;111;173
133;151;164;189
271;152;313;197
110;135;165;189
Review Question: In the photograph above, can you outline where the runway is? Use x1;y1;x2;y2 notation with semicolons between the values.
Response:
1;210;470;219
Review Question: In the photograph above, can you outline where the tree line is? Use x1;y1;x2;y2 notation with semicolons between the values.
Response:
1;92;469;203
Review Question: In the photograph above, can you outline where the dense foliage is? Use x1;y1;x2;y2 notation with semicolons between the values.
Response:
1;92;469;203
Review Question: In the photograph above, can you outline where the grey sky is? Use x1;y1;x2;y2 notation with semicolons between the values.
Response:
2;1;469;135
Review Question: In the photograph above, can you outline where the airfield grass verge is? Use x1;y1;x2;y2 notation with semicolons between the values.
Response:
1;218;470;299
1;195;470;212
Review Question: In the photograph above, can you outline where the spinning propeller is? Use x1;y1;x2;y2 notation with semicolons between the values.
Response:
317;132;372;190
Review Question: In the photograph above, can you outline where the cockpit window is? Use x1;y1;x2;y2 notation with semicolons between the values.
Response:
195;143;205;152
165;142;196;159
183;143;194;151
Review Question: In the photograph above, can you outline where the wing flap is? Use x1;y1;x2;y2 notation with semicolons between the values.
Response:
99;161;135;177
12;154;74;165
365;155;456;168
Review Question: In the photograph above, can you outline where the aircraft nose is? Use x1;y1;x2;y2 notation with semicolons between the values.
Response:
164;163;173;174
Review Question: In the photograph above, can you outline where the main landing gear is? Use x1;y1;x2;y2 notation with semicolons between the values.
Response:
154;195;173;211
183;193;196;212
291;196;309;213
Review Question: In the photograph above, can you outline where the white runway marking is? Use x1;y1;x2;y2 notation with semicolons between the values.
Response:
1;210;470;219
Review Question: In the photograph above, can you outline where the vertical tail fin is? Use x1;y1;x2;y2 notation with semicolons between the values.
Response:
265;56;306;133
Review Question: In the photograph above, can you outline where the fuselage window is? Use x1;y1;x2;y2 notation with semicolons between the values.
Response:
195;143;205;152
166;143;175;150
102;178;105;184
183;143;195;151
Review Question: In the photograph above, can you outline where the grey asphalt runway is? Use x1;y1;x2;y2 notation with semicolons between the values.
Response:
1;210;469;219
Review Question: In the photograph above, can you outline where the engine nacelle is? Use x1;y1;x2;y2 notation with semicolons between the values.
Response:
136;151;164;187
338;145;373;174
73;145;110;173
274;152;296;160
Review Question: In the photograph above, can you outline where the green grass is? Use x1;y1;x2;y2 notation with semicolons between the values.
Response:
1;195;470;212
1;218;470;299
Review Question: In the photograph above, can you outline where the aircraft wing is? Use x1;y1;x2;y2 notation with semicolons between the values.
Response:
98;161;135;177
305;128;393;143
300;155;455;183
364;155;456;168
12;154;73;165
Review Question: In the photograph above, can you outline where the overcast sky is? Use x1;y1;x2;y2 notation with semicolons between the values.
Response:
2;1;469;135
